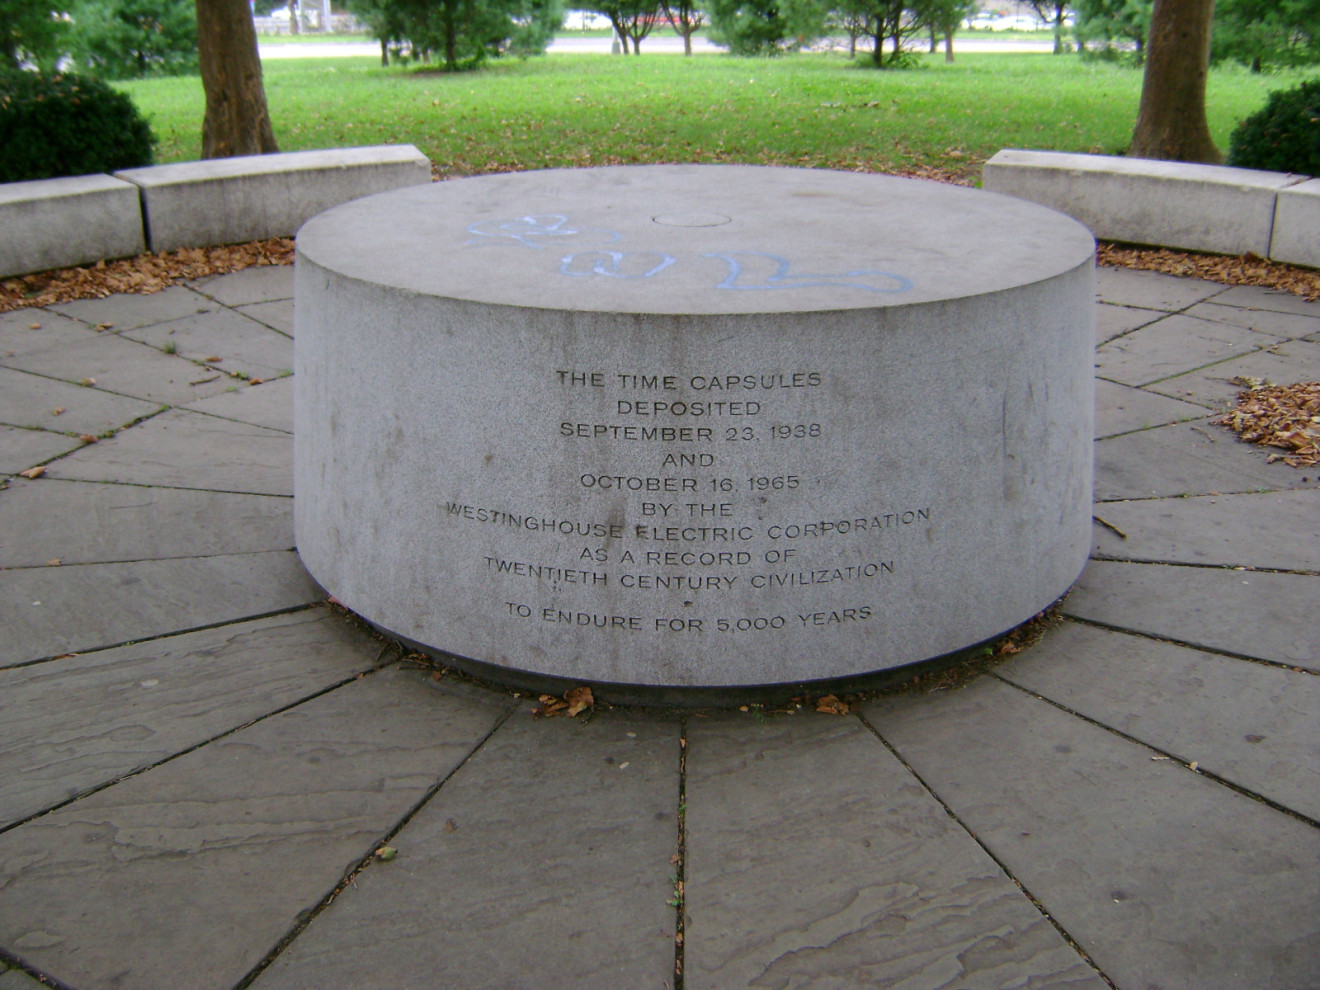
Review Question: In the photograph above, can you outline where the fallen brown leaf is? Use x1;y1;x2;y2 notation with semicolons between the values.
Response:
815;694;850;715
533;693;569;717
18;466;45;479
78;434;97;444
0;238;295;315
1213;381;1320;467
51;407;65;416
1097;243;1320;301
564;685;594;716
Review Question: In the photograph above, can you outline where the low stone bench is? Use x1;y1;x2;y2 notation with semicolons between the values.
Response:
0;174;145;279
115;145;432;253
1270;178;1320;269
982;149;1303;259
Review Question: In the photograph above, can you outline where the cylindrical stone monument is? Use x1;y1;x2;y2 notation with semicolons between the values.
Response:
294;165;1095;693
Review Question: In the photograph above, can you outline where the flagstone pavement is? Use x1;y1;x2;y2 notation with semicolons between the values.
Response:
1;263;1317;990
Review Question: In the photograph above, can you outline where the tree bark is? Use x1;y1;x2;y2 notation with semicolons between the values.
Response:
197;0;278;158
1128;0;1222;163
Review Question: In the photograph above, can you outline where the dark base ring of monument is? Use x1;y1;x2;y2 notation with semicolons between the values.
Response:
294;165;1095;702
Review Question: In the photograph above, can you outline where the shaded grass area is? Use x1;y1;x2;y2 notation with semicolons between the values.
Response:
120;53;1306;177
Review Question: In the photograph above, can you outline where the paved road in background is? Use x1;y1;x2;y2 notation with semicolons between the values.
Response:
258;35;1056;58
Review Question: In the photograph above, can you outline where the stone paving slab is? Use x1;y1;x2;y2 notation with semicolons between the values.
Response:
251;708;678;990
1093;417;1304;500
996;620;1320;821
49;285;216;333
1208;283;1320;319
189;266;295;306
1094;301;1165;344
1095;313;1283;388
1183;299;1320;340
0;965;43;990
1064;559;1318;671
0;366;160;436
0;667;512;990
0;609;383;829
0;425;81;477
1090;490;1320;570
235;298;296;336
119;307;294;382
43;407;293;495
0;310;102;358
1146;337;1320;408
180;376;294;433
1094;268;1224;312
0;479;291;566
1093;378;1208;438
1;329;238;406
862;677;1320;990
0;551;322;665
683;713;1104;990
1;265;1317;990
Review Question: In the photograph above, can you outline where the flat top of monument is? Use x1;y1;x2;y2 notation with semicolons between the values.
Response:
296;164;1094;315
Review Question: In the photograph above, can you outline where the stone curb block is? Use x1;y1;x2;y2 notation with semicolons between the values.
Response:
982;149;1307;261
0;174;145;279
115;145;432;253
1269;178;1320;269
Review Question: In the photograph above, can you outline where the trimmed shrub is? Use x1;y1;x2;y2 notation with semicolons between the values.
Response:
0;70;154;183
1227;79;1320;176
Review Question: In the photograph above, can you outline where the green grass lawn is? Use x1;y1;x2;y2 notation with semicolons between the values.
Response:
118;52;1308;178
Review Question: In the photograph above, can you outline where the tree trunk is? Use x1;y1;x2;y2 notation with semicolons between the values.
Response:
944;29;953;62
379;37;388;67
197;0;279;159
1128;0;1222;163
286;0;299;34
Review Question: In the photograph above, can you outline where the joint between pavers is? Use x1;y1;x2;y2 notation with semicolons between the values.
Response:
986;672;1320;831
0;947;77;990
0;545;303;575
0;600;325;675
0;627;390;840
1086;553;1320;578
231;698;521;990
671;719;688;990
854;711;1120;990
1060;612;1320;674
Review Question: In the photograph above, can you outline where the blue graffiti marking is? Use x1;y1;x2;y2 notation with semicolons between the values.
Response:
465;215;621;250
703;252;914;293
561;251;678;279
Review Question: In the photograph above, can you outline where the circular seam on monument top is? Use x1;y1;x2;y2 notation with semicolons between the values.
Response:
294;164;1095;316
651;213;733;228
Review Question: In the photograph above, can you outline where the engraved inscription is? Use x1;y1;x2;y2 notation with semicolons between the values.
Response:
439;362;939;641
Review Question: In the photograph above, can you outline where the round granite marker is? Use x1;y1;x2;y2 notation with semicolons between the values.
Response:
294;165;1095;692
